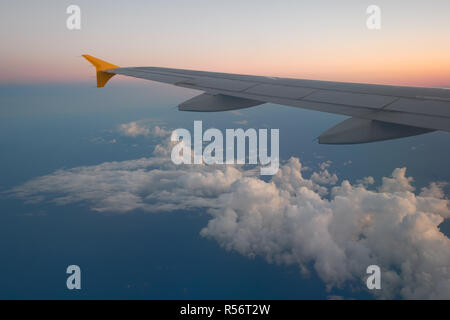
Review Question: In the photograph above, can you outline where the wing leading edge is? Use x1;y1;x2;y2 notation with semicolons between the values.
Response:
82;54;450;144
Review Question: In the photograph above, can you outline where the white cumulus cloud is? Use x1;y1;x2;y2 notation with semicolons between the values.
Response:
118;120;170;138
6;137;450;299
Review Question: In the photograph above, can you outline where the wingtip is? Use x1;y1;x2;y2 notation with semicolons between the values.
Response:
82;54;119;71
82;54;119;88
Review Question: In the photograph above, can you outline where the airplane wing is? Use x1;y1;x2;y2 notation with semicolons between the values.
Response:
82;54;450;144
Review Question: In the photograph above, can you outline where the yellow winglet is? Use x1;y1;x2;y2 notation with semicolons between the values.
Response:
82;54;119;88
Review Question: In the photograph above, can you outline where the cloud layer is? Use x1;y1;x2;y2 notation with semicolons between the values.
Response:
6;137;450;299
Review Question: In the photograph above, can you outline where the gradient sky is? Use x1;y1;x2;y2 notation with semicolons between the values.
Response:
1;1;450;299
1;0;450;87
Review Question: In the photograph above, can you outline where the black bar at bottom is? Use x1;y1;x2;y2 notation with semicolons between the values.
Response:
0;300;446;318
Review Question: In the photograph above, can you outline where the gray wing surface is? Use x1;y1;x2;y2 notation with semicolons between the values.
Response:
91;59;450;144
